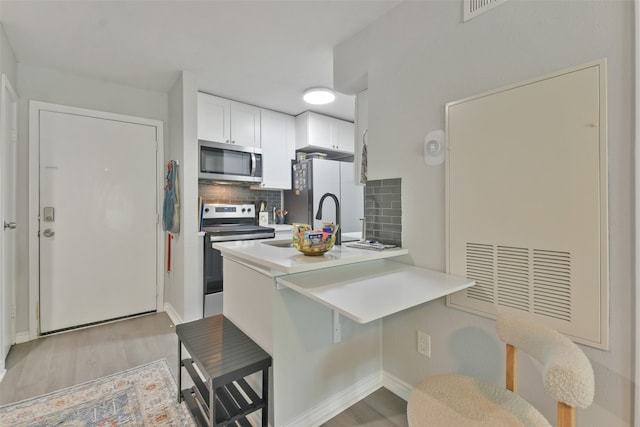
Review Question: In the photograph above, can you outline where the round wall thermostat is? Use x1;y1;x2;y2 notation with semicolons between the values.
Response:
424;129;445;166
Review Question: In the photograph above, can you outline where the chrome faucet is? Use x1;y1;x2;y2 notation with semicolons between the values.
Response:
315;192;341;245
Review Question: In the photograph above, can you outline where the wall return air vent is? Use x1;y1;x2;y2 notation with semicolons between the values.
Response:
463;0;508;22
445;60;608;349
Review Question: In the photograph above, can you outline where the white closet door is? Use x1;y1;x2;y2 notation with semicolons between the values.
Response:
39;110;158;333
1;75;18;360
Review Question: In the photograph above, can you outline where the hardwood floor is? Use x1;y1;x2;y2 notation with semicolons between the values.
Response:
0;312;179;405
0;312;408;426
320;388;408;427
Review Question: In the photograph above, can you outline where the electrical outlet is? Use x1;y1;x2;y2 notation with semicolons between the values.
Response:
417;331;431;358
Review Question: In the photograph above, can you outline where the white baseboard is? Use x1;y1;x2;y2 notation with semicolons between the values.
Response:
383;371;412;401
15;331;30;344
281;371;383;427
163;302;183;325
245;411;268;427
246;371;410;427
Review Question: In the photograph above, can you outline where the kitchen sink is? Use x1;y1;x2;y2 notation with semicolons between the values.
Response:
262;240;294;248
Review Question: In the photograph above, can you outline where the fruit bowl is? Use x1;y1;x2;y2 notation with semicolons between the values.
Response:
292;223;339;256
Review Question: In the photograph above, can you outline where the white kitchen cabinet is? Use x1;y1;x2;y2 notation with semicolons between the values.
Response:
295;111;354;154
197;92;261;148
259;109;295;189
197;92;229;144
231;101;261;148
334;119;355;153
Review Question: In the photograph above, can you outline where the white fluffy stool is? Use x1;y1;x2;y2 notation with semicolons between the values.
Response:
407;313;594;427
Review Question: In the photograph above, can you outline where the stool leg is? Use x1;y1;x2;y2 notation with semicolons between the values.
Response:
177;340;182;403
210;381;215;427
262;367;269;426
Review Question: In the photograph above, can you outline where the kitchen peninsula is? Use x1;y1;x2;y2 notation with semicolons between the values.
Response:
213;239;473;427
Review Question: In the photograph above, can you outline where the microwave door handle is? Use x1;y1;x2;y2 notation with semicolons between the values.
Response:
250;152;256;177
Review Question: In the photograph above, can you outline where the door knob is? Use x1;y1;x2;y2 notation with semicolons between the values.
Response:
43;228;55;237
3;221;16;230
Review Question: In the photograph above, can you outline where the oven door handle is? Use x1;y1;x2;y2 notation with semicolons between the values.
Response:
209;232;275;242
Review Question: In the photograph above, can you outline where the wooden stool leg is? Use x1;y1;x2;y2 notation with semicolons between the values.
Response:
558;402;576;427
262;367;269;426
506;344;518;393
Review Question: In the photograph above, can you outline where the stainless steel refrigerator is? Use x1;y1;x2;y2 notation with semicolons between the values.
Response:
283;159;364;232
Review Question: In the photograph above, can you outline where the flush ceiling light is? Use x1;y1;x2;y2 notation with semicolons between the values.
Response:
303;87;336;105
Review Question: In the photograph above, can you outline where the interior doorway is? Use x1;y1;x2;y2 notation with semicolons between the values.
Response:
0;74;18;376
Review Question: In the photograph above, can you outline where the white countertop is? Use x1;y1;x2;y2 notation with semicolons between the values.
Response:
213;239;409;275
275;259;475;324
271;224;293;232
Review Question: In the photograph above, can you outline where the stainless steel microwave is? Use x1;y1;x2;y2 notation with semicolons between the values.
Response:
199;140;263;183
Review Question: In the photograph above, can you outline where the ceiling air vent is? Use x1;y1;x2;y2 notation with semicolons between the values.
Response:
463;0;508;22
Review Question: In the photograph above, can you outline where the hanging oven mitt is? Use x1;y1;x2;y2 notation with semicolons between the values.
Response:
163;160;180;234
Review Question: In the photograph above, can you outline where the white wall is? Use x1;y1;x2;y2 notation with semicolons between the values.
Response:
14;63;169;334
165;71;201;323
333;25;369;95
338;1;633;425
0;24;16;87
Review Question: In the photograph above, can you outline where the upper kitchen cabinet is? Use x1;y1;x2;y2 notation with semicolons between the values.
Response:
198;92;229;144
231;101;262;149
259;109;295;189
295;111;354;155
197;92;261;148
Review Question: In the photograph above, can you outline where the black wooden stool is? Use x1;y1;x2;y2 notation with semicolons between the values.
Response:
177;315;272;426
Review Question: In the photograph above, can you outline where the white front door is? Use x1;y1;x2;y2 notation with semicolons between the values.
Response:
1;75;18;362
39;109;159;333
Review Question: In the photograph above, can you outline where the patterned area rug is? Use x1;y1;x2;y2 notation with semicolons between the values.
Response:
0;359;195;426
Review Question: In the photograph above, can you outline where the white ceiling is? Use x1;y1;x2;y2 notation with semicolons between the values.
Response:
0;0;401;121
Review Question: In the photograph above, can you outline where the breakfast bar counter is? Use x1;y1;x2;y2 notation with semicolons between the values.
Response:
275;259;474;324
212;239;474;427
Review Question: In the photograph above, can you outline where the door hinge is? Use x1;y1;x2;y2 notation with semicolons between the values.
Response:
11;128;17;142
10;304;16;319
36;302;39;321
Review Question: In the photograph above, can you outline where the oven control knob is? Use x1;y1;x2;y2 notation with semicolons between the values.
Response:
204;208;209;213
246;208;252;214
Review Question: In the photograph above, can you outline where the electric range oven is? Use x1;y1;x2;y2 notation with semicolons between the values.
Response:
202;203;275;317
